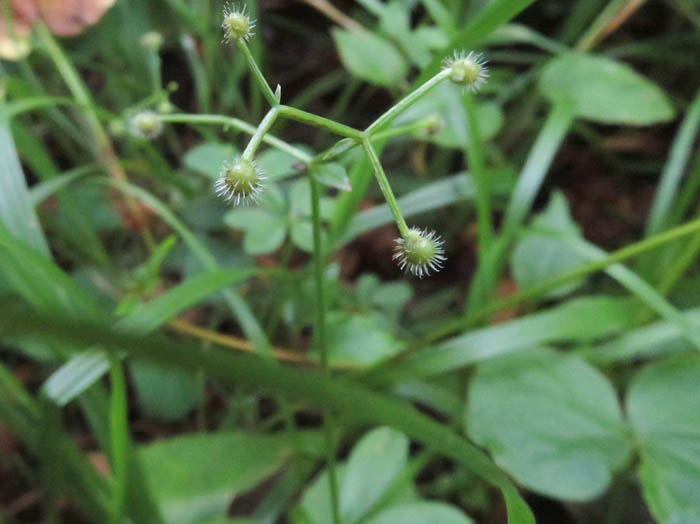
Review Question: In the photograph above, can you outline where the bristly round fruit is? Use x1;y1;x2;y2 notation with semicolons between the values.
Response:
215;157;265;206
443;50;489;93
222;3;255;42
393;227;446;278
128;110;163;140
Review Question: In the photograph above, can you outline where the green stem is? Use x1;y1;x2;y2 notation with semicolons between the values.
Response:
242;106;280;160
362;138;409;237
238;39;277;107
108;357;128;524
366;69;450;134
434;214;700;343
278;105;364;139
158;113;312;162
309;174;341;524
463;92;493;250
372;117;438;142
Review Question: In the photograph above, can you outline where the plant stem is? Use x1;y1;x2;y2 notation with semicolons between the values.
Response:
278;105;364;139
36;24;154;250
309;174;342;524
362;138;410;237
463;92;493;250
108;357;127;524
158;113;312;162
238;40;277;107
435;214;700;342
242;106;280;160
366;69;450;134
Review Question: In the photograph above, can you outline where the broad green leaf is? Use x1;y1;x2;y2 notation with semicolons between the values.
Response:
313;162;351;192
323;312;403;366
466;348;631;500
140;432;294;524
665;511;700;524
511;191;587;298
627;357;700;522
184;142;235;179
539;53;675;125
297;427;413;524
257;148;306;180
366;501;474;524
340;427;409;523
0;306;536;524
290;221;314;253
0;111;49;254
225;208;287;255
332;29;408;87
130;361;202;421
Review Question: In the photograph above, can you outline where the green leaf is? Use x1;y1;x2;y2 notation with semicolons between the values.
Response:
257;148;305;180
130;361;202;421
0;306;536;524
665;511;700;524
0;111;50;255
225;208;287;255
323;312;404;366
340;427;409;523
140;432;294;524
366;501;474;524
466;348;632;501
290;221;315;253
372;296;636;384
184;142;235;179
539;53;675;125
332;29;408;87
313;162;352;192
627;356;700;522
44;269;252;405
511;191;587;298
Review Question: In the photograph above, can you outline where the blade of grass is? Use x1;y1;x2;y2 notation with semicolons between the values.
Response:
0;305;536;524
0;110;50;255
645;86;700;236
108;358;128;524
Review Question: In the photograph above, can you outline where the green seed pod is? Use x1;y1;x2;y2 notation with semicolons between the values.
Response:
444;51;488;93
128;110;163;140
222;4;255;42
215;157;265;206
393;227;446;278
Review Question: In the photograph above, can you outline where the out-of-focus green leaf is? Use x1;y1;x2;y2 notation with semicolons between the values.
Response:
184;142;236;179
0;305;536;524
332;29;408;87
466;348;631;500
511;191;587;298
322;312;403;366
225;208;288;255
340;427;409;523
539;53;675;125
366;501;474;524
140;432;294;524
0;111;49;254
130;361;202;421
372;296;636;384
627;357;700;522
313;162;351;192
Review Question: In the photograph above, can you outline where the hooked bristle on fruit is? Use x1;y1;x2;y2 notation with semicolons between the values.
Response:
215;157;265;206
443;50;489;93
393;227;446;278
222;3;255;42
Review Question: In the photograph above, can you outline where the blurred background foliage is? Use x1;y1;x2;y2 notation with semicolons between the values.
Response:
2;0;700;523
